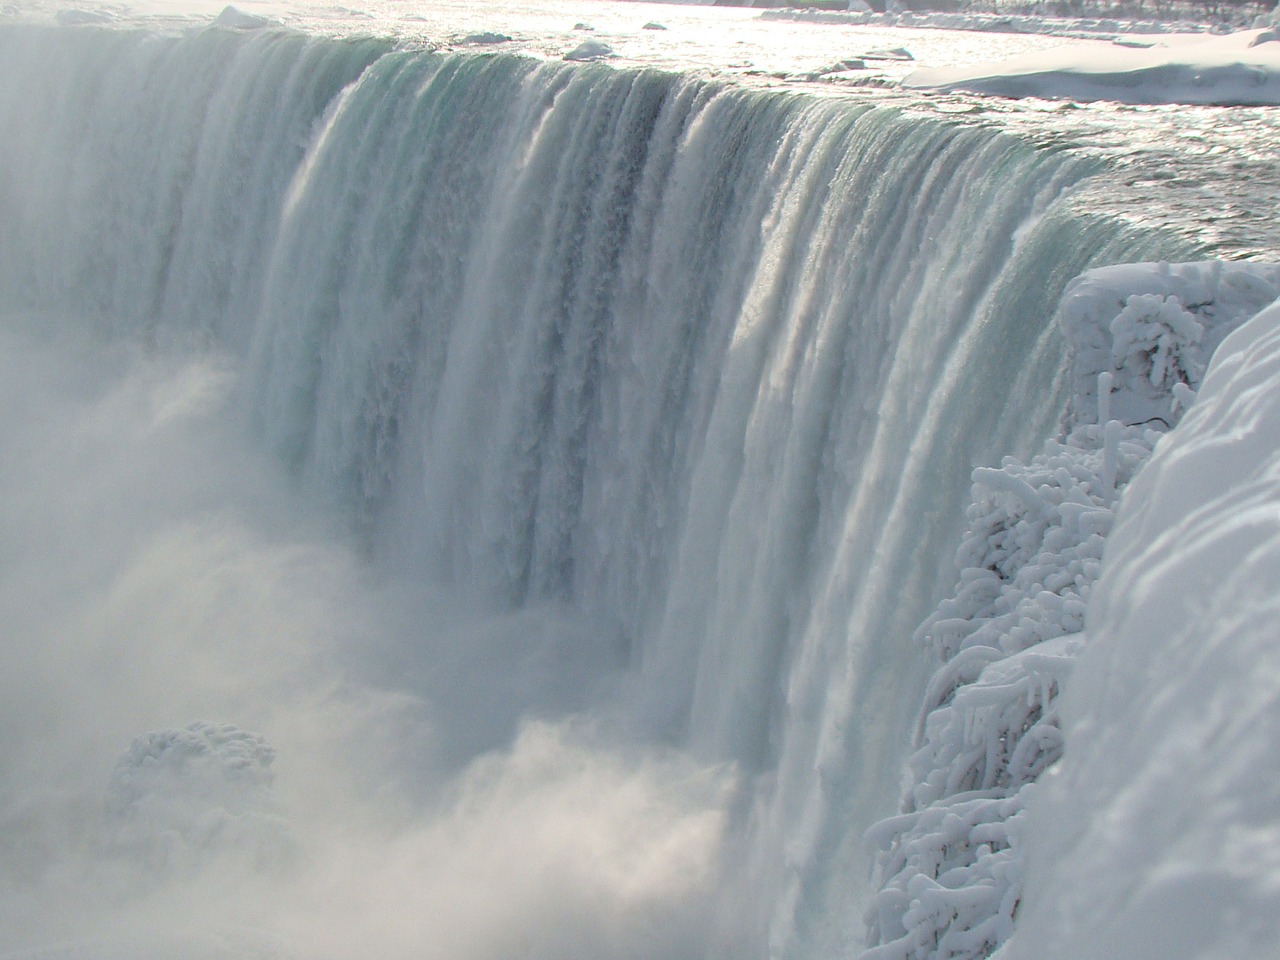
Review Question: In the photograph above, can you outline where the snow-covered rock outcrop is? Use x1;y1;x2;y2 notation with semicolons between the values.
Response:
104;721;293;876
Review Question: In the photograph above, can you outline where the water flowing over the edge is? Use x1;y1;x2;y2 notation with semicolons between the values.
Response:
0;23;1193;958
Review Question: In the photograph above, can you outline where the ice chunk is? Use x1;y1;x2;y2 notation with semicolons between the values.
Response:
459;32;512;45
861;46;914;60
214;5;273;30
104;722;293;876
56;8;114;25
564;40;615;61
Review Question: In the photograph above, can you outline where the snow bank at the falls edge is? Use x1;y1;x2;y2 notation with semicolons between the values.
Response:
863;260;1280;960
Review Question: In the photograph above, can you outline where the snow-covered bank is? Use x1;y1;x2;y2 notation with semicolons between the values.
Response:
904;26;1280;104
864;260;1280;960
1001;287;1280;959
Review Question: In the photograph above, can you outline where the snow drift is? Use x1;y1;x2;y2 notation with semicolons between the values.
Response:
904;27;1280;105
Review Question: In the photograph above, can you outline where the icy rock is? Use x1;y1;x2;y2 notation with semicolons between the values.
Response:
799;59;869;82
643;21;667;30
1058;260;1280;430
104;721;293;876
861;46;914;60
564;40;615;61
459;31;512;44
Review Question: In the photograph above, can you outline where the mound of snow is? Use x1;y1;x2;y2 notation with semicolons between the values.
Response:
104;722;292;876
903;28;1280;105
1058;261;1280;429
459;31;511;45
213;5;273;30
803;58;867;80
861;46;914;61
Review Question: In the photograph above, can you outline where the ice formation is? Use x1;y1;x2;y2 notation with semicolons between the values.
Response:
213;5;273;30
1003;293;1280;960
564;39;615;61
104;722;292;876
863;261;1280;960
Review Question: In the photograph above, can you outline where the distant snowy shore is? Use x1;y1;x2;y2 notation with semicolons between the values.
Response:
903;25;1280;104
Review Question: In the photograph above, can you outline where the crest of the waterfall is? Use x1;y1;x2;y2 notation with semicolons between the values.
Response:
0;22;1198;959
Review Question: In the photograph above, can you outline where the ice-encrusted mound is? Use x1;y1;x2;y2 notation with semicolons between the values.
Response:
1059;261;1280;429
563;39;615;61
862;420;1157;960
56;8;115;25
213;6;274;30
104;722;292;875
862;260;1280;960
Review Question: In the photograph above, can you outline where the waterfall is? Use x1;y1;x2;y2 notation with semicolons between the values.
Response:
0;22;1193;958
